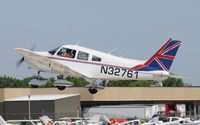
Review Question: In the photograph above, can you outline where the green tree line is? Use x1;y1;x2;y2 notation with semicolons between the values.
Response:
0;75;184;88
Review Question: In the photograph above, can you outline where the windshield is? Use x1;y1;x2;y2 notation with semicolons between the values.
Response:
48;47;60;55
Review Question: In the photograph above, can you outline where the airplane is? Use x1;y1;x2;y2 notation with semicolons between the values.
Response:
39;115;110;125
14;38;182;94
0;116;11;125
0;115;41;125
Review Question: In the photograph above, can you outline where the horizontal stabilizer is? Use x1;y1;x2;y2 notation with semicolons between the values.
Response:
138;71;187;79
168;74;188;79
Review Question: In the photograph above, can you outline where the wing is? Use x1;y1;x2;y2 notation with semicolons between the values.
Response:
14;48;86;78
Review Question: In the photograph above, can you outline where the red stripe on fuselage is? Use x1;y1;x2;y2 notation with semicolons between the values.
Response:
131;64;145;69
46;56;133;69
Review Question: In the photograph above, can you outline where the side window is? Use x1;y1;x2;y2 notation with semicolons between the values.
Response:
133;121;139;125
92;55;101;62
57;48;76;58
48;47;60;55
172;118;179;121
77;51;89;61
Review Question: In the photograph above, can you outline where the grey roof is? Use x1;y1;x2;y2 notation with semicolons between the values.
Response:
5;94;79;101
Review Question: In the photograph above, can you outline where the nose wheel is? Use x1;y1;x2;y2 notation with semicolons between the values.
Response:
88;88;98;94
86;79;104;94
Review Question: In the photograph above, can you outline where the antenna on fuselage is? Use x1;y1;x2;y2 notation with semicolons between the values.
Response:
108;46;119;54
75;35;86;46
121;51;130;58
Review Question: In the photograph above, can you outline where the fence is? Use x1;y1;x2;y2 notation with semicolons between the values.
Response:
3;111;82;121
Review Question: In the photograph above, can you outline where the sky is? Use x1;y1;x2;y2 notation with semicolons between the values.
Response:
0;0;199;85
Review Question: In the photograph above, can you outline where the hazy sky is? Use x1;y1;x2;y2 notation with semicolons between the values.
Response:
0;0;199;85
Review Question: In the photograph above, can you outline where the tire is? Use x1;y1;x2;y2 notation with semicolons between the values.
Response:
56;86;66;90
88;88;98;94
31;85;38;88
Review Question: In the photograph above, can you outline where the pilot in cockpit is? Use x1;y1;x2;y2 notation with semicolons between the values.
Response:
65;49;73;58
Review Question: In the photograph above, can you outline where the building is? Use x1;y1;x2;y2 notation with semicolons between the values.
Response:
4;94;80;120
0;87;200;119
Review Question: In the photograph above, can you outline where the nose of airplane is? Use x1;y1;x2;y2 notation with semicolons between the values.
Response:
14;48;29;53
13;48;32;57
14;48;22;53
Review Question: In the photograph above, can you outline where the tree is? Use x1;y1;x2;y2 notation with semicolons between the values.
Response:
67;77;89;87
162;78;184;87
0;75;185;88
130;80;156;87
107;80;156;87
0;76;29;88
56;75;89;87
107;80;132;87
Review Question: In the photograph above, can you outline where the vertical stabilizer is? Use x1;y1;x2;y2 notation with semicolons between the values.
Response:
39;115;53;125
132;38;182;71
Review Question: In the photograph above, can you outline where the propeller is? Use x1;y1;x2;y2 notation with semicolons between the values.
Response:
16;44;36;68
16;57;25;68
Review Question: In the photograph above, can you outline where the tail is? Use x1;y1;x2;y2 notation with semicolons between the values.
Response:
132;38;182;71
39;116;53;125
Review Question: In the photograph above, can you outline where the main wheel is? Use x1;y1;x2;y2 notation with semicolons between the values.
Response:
56;86;66;90
31;85;38;88
88;88;98;94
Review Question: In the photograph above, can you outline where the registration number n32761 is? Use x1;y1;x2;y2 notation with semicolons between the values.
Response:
100;66;138;78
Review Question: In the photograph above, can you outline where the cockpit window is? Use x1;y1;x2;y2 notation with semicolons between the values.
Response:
48;47;60;55
77;51;89;61
92;55;101;62
57;47;76;58
172;118;179;121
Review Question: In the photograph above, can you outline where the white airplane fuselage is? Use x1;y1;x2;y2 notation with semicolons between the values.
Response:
25;44;169;81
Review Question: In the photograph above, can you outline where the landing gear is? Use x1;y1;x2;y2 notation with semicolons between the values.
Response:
31;85;38;88
54;76;73;91
56;86;66;90
29;71;47;88
155;80;163;87
88;88;98;94
86;79;104;94
37;71;40;77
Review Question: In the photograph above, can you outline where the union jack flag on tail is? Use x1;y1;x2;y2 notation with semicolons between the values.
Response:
132;38;182;71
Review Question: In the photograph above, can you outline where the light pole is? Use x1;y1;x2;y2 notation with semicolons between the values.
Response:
28;95;31;120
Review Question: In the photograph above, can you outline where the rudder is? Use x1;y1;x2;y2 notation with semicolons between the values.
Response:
132;38;182;71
